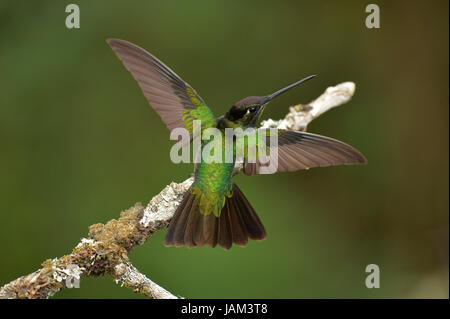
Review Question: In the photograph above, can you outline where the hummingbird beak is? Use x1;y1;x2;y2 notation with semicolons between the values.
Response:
249;75;316;127
261;74;317;105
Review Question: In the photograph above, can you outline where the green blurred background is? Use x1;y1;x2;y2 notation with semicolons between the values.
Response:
0;1;448;298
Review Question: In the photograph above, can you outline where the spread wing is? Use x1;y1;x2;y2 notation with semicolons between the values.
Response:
107;39;216;134
243;129;367;175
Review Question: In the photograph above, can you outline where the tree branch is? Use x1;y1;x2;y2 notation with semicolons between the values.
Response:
0;82;356;299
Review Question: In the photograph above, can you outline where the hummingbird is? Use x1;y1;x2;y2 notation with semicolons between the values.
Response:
107;39;367;250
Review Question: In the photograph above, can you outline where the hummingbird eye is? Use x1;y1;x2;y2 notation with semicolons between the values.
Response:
248;106;258;113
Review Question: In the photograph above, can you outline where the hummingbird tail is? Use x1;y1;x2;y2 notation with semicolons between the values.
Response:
164;183;266;250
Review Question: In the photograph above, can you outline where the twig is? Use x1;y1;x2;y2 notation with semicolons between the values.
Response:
0;82;356;299
261;81;355;131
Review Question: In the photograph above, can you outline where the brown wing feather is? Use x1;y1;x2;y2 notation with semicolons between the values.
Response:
244;129;366;175
107;38;213;132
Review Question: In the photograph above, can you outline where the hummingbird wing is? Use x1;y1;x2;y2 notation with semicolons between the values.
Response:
243;129;367;175
107;39;216;134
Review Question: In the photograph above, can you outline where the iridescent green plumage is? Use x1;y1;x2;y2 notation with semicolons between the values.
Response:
190;125;271;217
182;104;216;134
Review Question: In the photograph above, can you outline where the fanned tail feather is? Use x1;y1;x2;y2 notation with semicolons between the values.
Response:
164;184;266;250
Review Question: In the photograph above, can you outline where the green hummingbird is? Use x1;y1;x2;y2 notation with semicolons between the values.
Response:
107;39;367;250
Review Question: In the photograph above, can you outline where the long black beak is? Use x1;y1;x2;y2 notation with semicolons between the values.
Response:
262;74;317;104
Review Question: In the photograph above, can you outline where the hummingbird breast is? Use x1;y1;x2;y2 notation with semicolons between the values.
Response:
191;132;235;217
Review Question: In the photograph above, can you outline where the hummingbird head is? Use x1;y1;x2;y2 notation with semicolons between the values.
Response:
225;75;317;128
